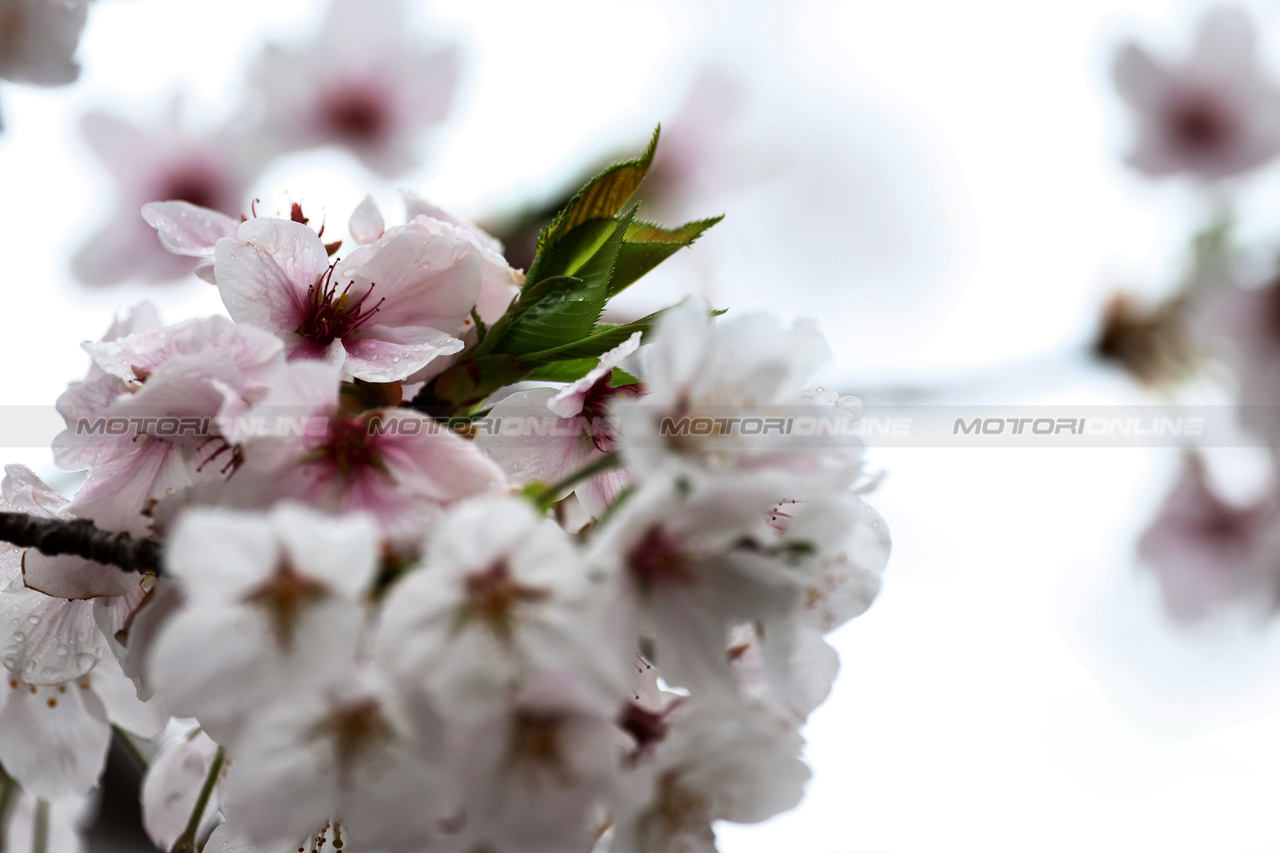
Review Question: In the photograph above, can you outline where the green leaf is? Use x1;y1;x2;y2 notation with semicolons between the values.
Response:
525;219;619;286
529;127;659;271
609;367;641;387
518;309;665;364
498;206;638;356
609;215;723;298
526;359;600;383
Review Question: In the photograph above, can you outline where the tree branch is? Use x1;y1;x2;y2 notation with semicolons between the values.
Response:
0;512;162;576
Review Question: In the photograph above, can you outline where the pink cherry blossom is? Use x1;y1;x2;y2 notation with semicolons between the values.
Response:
213;216;479;382
1113;6;1280;180
75;97;253;285
245;0;459;177
1137;453;1280;623
479;333;641;515
141;201;241;284
220;361;506;539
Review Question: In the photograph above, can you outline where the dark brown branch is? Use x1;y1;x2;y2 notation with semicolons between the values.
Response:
0;512;161;576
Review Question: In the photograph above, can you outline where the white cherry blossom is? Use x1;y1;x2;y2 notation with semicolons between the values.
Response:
1113;6;1280;180
147;503;379;746
613;300;862;498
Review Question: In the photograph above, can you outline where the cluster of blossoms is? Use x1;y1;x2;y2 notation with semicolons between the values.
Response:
72;0;459;285
1102;6;1280;622
0;135;890;852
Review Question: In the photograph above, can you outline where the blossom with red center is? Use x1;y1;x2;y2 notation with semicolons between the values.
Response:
213;215;480;383
1113;7;1280;180
479;333;642;516
1138;453;1280;623
74;96;254;285
246;0;459;177
220;361;505;539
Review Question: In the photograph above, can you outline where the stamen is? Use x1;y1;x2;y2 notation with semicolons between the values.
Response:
296;264;386;347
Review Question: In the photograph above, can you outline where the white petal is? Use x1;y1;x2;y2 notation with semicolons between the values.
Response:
348;195;385;245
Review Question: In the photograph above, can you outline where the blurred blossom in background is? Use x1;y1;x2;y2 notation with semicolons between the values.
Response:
11;0;1280;850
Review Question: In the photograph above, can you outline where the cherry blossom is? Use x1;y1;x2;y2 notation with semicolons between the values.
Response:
1137;453;1280;623
377;497;630;717
218;669;447;852
75;97;253;285
0;135;889;853
221;361;506;537
434;672;621;853
213;216;479;382
610;697;810;853
141;201;241;285
1113;6;1280;181
589;476;807;694
356;191;524;328
613;300;862;497
245;0;459;177
147;503;379;745
478;333;641;515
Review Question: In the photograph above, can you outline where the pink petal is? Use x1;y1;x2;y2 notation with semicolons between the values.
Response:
341;326;463;382
142;201;240;259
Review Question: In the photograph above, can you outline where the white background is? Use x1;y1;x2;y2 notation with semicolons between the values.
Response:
6;1;1280;850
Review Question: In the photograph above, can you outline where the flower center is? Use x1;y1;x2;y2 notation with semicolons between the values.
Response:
320;83;391;144
305;415;388;481
580;376;642;452
1166;90;1236;155
458;560;550;643
507;711;576;789
618;701;675;763
297;266;385;347
626;527;698;594
308;698;395;788
241;560;330;652
158;166;226;211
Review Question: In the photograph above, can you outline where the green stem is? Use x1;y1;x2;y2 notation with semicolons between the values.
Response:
529;452;621;511
170;747;224;853
31;800;47;853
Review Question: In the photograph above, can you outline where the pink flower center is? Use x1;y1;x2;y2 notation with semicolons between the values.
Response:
580;376;642;452
306;415;387;480
297;265;385;347
627;526;698;593
1165;90;1237;155
320;82;391;144
1193;500;1253;550
156;163;228;211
